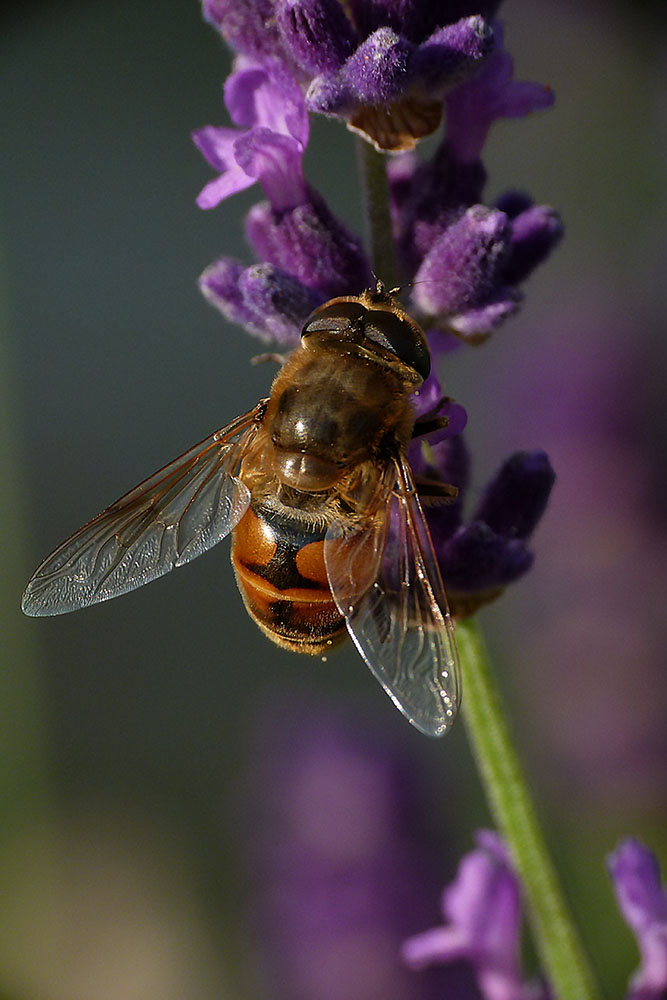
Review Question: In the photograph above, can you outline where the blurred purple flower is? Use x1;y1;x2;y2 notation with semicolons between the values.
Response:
403;832;667;1000
248;703;477;1000
402;830;548;1000
608;839;667;1000
487;298;667;804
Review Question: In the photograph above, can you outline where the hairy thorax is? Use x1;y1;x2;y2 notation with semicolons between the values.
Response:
257;347;415;494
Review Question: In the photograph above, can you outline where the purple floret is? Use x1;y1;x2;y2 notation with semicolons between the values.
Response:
608;840;667;1000
403;830;549;1000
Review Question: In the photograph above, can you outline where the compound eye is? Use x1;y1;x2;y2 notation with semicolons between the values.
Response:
364;310;431;381
301;300;366;341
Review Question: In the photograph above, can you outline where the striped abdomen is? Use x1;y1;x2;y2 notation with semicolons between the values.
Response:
231;499;346;655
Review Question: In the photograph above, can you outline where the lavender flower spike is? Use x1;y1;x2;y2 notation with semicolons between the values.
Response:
608;839;667;1000
411;204;520;345
203;0;498;151
408;192;562;345
409;378;555;616
306;14;494;151
496;193;564;286
445;24;554;165
194;56;372;331
438;449;555;616
202;0;285;65
276;0;358;77
199;259;324;345
244;190;373;302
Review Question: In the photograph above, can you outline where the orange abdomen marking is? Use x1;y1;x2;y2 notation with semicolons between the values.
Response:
231;502;346;654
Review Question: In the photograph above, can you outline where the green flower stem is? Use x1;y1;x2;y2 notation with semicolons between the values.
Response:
356;138;401;289
457;618;603;1000
357;144;603;1000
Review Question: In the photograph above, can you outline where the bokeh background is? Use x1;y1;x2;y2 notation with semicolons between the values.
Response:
2;1;665;997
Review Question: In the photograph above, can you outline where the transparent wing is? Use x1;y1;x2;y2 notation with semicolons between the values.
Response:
324;456;460;737
22;406;263;616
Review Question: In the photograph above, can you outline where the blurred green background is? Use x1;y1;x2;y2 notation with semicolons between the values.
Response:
1;1;665;997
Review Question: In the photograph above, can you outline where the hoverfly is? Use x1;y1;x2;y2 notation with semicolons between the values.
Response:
22;283;460;736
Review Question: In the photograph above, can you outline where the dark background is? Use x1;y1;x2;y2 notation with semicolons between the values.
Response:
1;1;665;997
